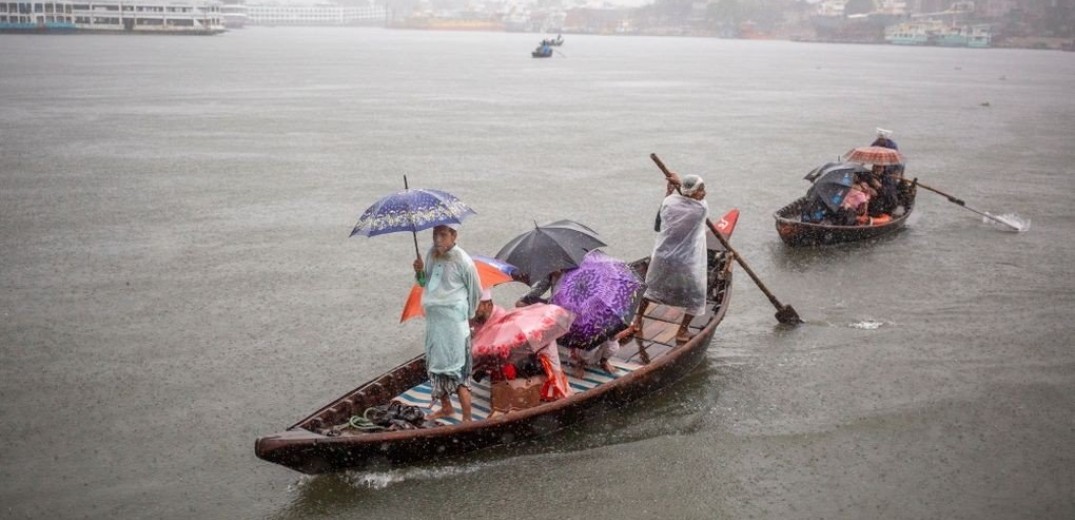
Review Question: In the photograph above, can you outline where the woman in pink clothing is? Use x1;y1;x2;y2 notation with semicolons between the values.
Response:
838;182;872;225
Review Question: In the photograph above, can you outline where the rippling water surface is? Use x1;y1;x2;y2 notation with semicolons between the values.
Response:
1;28;1073;519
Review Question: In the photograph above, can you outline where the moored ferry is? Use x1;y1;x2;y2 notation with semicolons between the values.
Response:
220;0;245;28
0;0;225;34
884;19;991;48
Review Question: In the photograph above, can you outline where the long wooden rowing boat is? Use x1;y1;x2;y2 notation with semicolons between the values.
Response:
254;251;735;474
774;181;918;247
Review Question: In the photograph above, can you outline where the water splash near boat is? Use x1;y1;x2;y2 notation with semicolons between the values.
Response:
850;320;884;330
983;213;1030;233
339;462;492;490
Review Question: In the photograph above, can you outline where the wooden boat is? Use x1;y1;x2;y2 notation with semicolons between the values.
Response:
531;46;553;58
254;252;735;474
774;181;917;247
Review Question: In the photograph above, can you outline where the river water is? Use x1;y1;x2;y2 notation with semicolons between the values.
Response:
1;28;1073;519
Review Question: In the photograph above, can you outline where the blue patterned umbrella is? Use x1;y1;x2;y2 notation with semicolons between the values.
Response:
551;250;644;351
350;177;475;257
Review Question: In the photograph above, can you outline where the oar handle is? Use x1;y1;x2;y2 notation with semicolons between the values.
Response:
897;177;964;205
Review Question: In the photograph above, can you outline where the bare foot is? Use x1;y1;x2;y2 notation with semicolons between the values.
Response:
569;364;585;378
426;408;454;421
600;359;615;374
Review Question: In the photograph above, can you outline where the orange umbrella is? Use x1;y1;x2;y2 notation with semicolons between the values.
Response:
400;256;517;322
843;146;905;166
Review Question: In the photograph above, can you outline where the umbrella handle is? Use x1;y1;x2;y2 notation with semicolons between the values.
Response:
403;175;422;260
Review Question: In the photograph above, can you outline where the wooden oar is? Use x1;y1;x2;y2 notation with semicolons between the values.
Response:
650;154;802;325
898;177;1022;231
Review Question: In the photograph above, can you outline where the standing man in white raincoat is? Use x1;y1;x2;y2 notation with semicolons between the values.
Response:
412;223;481;422
628;173;709;343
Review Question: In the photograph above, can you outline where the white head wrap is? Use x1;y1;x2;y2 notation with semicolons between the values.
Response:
680;175;705;196
441;223;460;231
480;288;492;301
876;127;893;138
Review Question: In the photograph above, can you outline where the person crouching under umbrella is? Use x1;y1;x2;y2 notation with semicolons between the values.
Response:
413;223;481;422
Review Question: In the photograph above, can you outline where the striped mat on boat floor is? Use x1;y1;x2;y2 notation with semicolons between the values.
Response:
394;359;642;425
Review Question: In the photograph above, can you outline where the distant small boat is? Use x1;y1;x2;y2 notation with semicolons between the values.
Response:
532;45;553;58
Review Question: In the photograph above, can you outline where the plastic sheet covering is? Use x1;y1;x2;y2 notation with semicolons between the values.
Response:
644;194;708;316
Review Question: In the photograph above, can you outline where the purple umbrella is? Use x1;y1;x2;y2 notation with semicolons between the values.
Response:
551;250;645;351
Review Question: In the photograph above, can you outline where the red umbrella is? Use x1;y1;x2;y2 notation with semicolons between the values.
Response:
472;303;574;361
399;255;518;323
843;146;905;166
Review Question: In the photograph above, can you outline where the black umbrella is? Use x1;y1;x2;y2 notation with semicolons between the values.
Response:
495;220;607;285
804;162;869;212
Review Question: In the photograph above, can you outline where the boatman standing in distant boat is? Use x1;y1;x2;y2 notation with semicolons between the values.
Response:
413;223;481;422
868;127;905;215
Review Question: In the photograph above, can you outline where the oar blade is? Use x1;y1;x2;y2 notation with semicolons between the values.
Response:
775;304;802;325
984;212;1029;232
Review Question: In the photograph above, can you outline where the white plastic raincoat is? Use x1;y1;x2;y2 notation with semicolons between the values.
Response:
644;193;708;316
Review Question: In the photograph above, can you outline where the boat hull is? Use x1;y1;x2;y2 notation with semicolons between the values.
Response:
773;185;916;247
256;255;733;474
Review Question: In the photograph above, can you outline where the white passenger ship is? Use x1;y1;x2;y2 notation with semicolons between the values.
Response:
245;1;384;26
220;0;246;28
0;0;225;34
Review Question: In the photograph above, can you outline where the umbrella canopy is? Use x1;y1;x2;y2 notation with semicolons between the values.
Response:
495;219;606;286
805;162;869;212
350;187;475;238
843;146;905;166
472;303;574;361
550;250;645;350
400;255;519;322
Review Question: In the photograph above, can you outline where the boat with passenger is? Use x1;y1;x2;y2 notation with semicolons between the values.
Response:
532;43;553;58
254;231;736;474
774;163;917;247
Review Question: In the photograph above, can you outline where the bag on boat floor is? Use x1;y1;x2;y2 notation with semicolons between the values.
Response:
491;375;547;412
364;401;428;428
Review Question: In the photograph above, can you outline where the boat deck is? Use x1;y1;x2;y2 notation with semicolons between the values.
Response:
389;301;715;425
